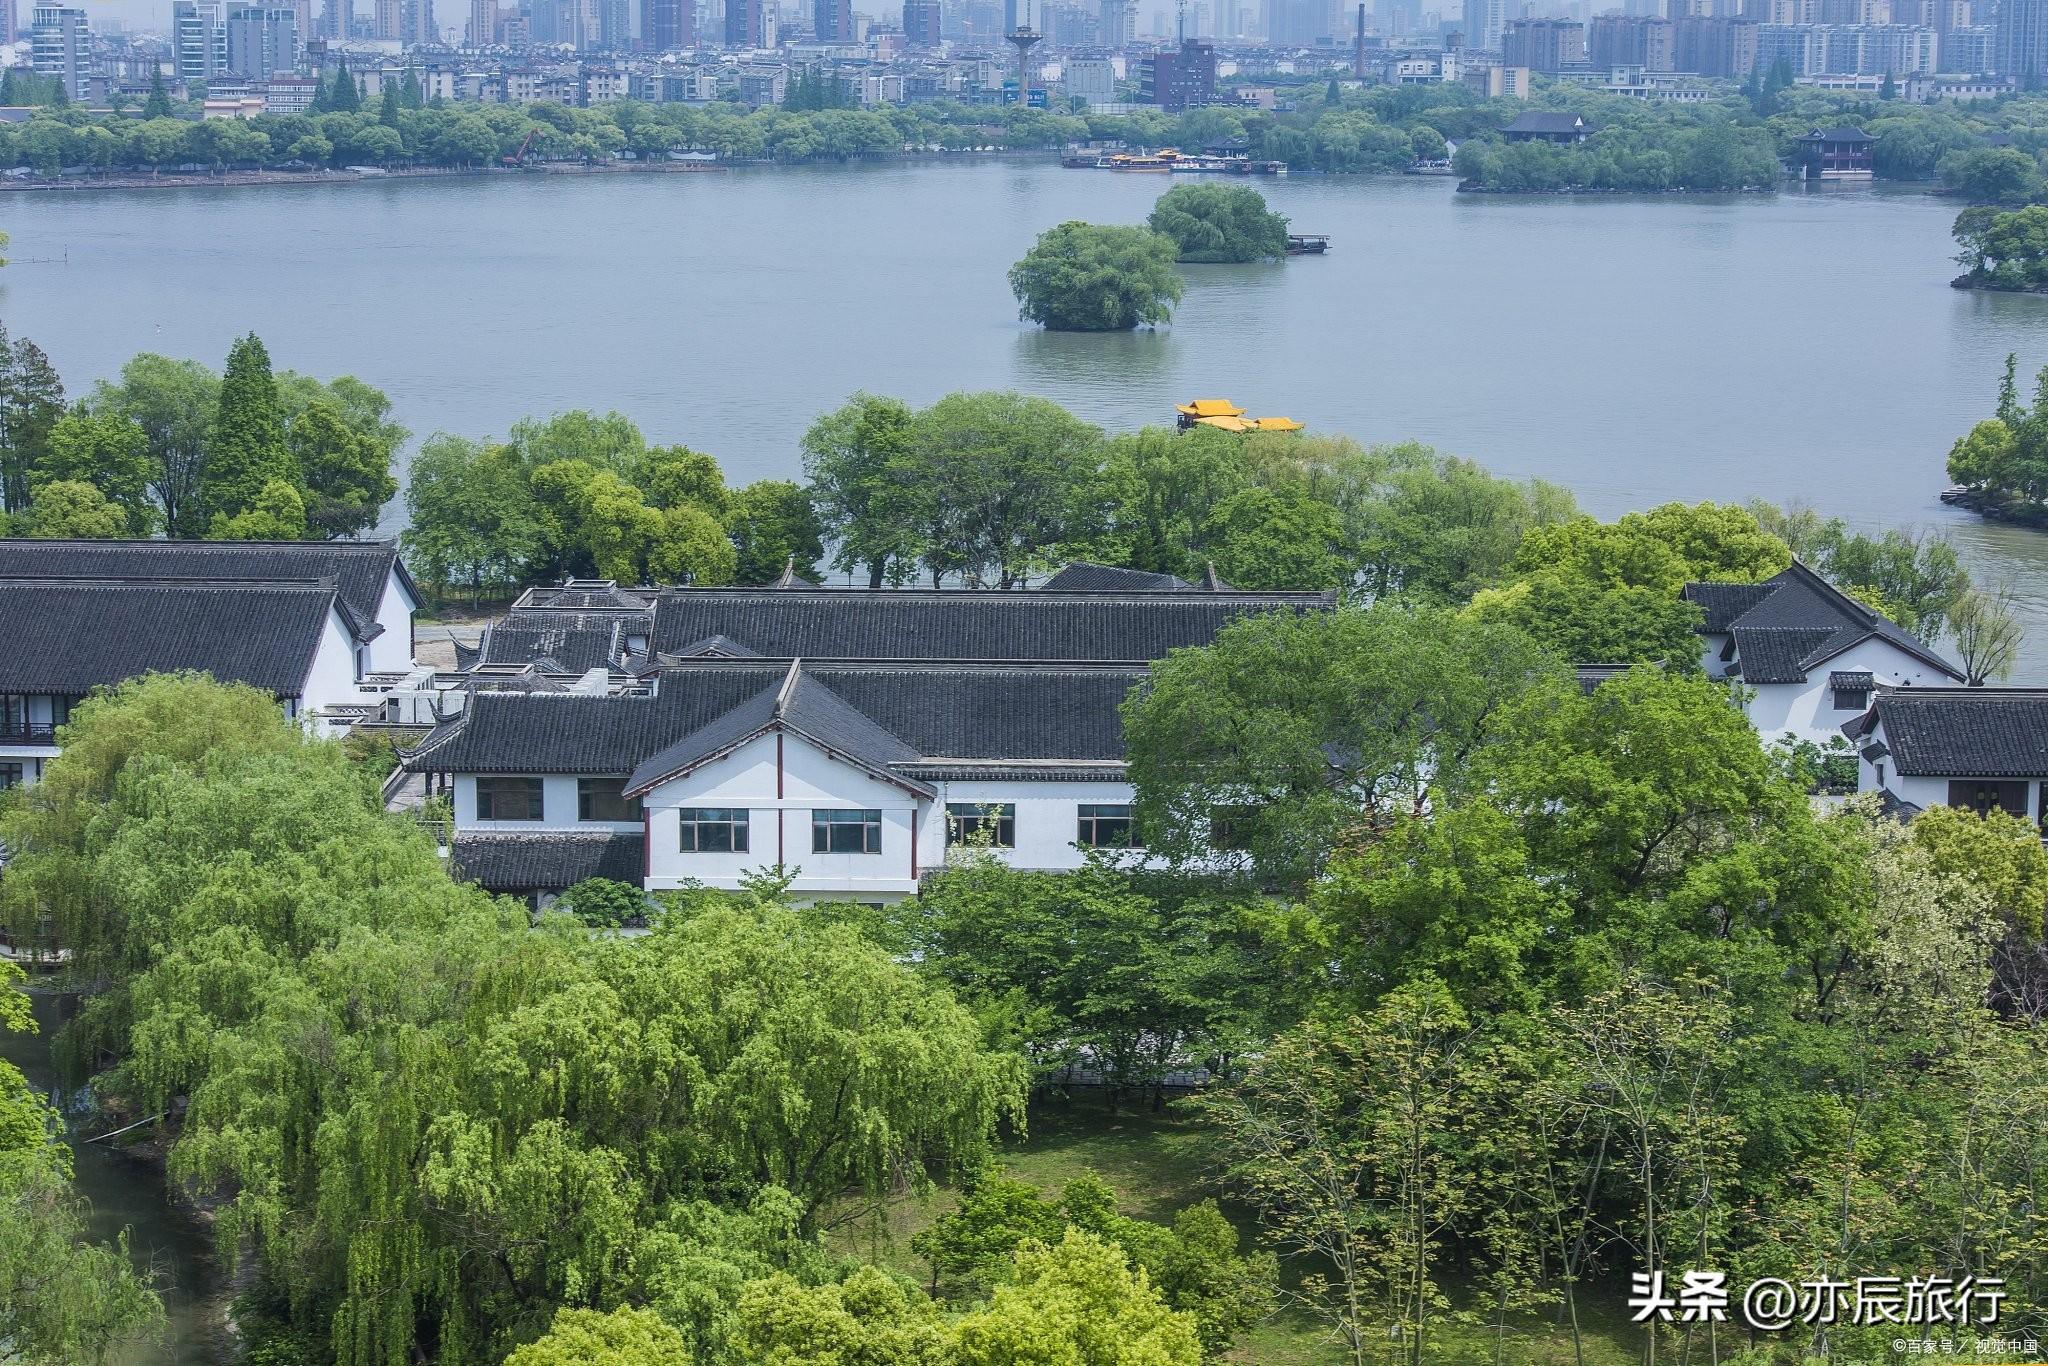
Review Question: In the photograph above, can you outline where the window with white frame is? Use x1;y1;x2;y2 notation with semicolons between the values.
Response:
678;808;750;853
946;801;1016;848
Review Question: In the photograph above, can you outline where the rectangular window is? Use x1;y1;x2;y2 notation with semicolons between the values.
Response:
678;807;749;853
0;763;21;790
1209;805;1258;851
1077;803;1142;849
578;777;640;822
813;808;883;854
1832;686;1871;712
1947;779;2028;818
946;802;1016;848
476;776;544;821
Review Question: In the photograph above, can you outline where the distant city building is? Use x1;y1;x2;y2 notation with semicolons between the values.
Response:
813;0;851;39
643;0;691;47
1995;0;2048;77
1588;14;1673;70
401;0;436;43
1501;17;1583;69
0;0;15;44
1461;60;1529;95
466;0;491;42
1672;15;1758;76
1460;0;1505;50
1062;51;1115;99
265;70;321;108
1140;35;1211;107
174;1;228;80
902;0;940;44
1940;22;1994;68
321;0;350;40
727;0;766;45
1097;0;1133;45
30;6;91;100
224;5;298;76
1268;0;1331;45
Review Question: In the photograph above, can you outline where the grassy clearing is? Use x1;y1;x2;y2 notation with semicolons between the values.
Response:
829;1092;1647;1365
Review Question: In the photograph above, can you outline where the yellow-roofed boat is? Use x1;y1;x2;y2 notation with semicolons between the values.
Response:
1176;398;1245;430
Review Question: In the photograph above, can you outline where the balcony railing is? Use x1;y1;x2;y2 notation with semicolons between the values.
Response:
0;722;59;744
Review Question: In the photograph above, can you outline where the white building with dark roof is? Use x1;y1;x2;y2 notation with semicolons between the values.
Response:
407;580;1334;903
0;539;421;674
1844;688;2048;825
0;540;420;787
1683;561;1964;748
0;576;380;786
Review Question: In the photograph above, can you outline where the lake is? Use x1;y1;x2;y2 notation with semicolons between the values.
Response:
4;159;2048;675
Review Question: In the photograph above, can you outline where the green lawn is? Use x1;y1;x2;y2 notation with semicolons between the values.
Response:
830;1093;1647;1365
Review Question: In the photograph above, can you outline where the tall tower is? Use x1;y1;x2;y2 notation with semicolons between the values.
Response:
1005;12;1039;102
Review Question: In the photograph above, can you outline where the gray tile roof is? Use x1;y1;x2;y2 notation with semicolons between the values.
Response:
450;831;645;892
407;661;1147;778
1862;688;2048;777
0;538;410;628
1041;562;1200;591
0;578;342;696
476;619;629;674
1681;581;1776;633
1684;562;1961;685
1503;111;1588;133
622;664;928;796
644;587;1331;662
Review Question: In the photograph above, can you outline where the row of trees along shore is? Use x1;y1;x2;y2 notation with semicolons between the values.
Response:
5;555;2047;1362
7;69;2048;182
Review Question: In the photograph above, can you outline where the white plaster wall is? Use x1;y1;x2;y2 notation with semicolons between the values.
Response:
303;606;370;733
454;773;642;833
372;569;420;672
640;732;920;896
924;778;1146;874
1747;638;1960;748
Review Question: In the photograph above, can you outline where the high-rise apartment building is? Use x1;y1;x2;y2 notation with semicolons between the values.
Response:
1996;0;2048;76
902;0;941;43
1501;17;1583;67
401;0;436;42
1267;0;1331;45
643;0;691;48
467;0;493;41
726;0;765;44
1097;0;1132;44
225;4;298;74
1673;14;1758;72
1588;13;1674;67
174;0;228;79
30;5;90;98
813;0;850;38
321;0;350;39
1460;0;1506;49
0;0;15;45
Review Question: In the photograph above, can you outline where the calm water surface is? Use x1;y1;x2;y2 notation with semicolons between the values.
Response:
0;991;222;1364
4;160;2048;674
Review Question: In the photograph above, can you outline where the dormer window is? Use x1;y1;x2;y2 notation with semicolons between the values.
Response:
1829;671;1874;712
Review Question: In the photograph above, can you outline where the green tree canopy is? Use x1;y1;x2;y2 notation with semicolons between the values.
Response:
1145;182;1290;263
1008;221;1185;332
